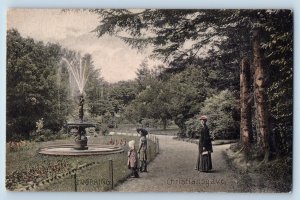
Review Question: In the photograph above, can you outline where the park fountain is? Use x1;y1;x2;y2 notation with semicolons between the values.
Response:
39;56;123;156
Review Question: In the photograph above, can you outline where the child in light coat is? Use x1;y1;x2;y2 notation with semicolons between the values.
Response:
128;140;139;178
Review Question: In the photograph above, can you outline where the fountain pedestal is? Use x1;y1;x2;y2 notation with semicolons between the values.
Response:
74;139;88;150
68;122;95;150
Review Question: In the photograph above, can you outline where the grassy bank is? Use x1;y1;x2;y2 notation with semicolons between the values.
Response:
224;143;292;192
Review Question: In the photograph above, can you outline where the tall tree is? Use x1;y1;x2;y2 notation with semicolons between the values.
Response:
240;57;253;152
108;80;138;113
253;28;270;162
81;53;105;118
6;29;73;140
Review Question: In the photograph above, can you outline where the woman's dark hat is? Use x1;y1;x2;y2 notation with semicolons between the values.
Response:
136;128;148;136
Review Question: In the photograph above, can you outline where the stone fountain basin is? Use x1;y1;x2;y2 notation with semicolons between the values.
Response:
39;144;124;156
67;122;96;128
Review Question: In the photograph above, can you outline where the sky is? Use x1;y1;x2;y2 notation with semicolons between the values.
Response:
7;9;159;83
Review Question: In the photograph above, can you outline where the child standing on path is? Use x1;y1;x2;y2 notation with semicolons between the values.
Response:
137;128;148;172
128;140;139;178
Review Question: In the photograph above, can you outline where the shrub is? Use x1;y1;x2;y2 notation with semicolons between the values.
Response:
35;135;46;142
7;140;32;152
185;117;202;138
141;118;158;128
35;118;44;135
56;133;69;140
101;125;109;135
200;90;239;139
34;129;56;142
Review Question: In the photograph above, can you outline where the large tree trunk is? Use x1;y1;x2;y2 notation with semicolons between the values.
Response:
240;57;252;153
253;29;270;162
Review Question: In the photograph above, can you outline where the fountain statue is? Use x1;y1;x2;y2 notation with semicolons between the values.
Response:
79;94;84;123
72;93;90;150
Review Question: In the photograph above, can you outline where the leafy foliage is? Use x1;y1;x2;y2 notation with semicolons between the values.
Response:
93;9;293;157
201;90;239;139
6;30;103;140
263;10;293;156
185;117;203;138
6;30;73;140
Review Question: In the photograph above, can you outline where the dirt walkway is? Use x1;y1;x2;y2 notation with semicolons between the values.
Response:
114;135;244;192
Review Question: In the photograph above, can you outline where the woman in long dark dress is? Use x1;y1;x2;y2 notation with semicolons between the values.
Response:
196;115;213;172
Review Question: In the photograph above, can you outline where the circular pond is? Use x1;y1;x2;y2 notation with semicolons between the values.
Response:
39;144;124;156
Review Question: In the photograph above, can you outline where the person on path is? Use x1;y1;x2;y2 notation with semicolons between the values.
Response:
136;128;148;137
137;128;148;172
195;115;213;172
128;140;139;178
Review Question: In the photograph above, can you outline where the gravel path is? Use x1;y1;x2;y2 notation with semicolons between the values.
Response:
114;135;243;192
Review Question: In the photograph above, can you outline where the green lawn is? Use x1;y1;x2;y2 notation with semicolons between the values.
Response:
6;134;158;192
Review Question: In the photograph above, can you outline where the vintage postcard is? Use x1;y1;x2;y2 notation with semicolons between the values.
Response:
6;9;293;192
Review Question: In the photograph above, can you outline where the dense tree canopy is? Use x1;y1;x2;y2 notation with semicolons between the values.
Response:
92;9;293;158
